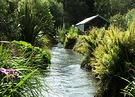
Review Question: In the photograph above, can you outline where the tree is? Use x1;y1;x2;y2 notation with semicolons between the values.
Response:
85;0;95;16
65;0;90;26
0;0;8;40
49;0;64;28
0;0;19;41
124;8;135;26
94;0;135;19
94;0;111;19
55;0;90;27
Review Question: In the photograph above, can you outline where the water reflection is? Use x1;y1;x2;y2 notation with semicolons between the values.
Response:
43;45;97;97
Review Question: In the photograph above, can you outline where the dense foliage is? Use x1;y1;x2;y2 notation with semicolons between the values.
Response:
12;41;51;69
1;0;135;43
0;0;54;45
67;6;135;96
17;0;54;45
0;41;50;96
64;26;78;49
72;21;135;96
94;0;135;19
49;0;64;28
1;0;135;96
56;0;94;27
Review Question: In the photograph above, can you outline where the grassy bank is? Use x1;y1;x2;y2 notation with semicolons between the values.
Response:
0;41;51;97
72;25;135;96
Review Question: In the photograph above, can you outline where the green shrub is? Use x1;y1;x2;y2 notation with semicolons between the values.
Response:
73;35;87;54
110;14;126;31
56;24;68;43
80;28;106;68
119;19;135;97
64;26;78;49
0;42;48;97
89;25;135;96
16;0;54;45
12;41;51;69
124;8;135;27
34;34;51;49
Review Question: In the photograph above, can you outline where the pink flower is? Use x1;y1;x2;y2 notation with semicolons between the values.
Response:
6;69;15;74
0;68;18;80
0;68;8;75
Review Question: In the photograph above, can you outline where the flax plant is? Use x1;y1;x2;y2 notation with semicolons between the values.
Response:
121;77;135;97
16;0;53;45
12;41;51;69
0;43;10;68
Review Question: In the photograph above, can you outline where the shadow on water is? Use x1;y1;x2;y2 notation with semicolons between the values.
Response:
43;44;98;97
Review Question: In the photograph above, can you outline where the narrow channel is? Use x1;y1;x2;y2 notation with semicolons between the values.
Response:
44;44;97;97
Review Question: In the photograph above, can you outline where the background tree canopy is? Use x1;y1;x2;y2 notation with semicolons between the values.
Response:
0;0;54;45
49;0;64;28
94;0;135;19
1;0;135;44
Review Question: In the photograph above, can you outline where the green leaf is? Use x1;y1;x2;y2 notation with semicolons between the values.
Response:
9;69;37;95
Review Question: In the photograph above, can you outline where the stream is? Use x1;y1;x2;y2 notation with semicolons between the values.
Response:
43;44;97;97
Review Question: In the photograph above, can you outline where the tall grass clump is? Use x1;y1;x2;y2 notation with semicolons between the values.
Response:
80;27;106;68
88;25;135;96
34;34;52;49
119;19;135;97
64;26;78;49
0;41;50;97
56;24;68;43
121;77;135;97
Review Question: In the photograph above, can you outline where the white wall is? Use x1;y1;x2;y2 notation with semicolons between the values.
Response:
76;24;84;31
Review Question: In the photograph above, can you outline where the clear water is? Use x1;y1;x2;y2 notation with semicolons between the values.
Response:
43;44;97;97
